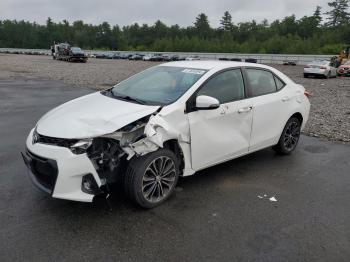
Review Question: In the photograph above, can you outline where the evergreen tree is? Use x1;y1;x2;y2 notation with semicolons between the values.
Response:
220;11;234;31
325;0;350;26
194;13;211;39
313;6;323;25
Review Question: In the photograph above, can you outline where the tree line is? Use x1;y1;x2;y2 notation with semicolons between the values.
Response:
0;0;349;54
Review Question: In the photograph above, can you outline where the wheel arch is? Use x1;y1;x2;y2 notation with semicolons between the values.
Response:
290;112;303;125
276;112;304;144
163;139;185;175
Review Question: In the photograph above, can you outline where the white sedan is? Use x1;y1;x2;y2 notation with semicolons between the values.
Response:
304;60;337;78
22;61;310;208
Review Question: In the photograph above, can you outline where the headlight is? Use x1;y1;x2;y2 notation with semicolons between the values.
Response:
70;139;92;154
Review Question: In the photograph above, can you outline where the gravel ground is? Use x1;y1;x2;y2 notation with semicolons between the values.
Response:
0;53;349;143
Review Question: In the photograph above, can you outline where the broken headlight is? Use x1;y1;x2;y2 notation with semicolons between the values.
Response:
70;139;93;154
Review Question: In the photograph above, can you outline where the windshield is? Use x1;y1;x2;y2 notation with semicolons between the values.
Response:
110;66;208;105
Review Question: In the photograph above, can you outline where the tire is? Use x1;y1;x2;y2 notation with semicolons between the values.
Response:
273;117;301;155
124;148;179;208
325;71;331;79
304;74;308;78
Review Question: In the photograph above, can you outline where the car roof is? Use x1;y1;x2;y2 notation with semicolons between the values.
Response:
161;60;275;71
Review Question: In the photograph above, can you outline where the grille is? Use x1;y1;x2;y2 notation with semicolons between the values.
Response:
35;131;78;148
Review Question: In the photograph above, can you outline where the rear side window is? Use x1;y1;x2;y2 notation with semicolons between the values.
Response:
274;76;285;90
197;69;245;104
245;69;277;97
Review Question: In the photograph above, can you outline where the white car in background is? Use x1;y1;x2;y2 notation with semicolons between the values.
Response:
185;55;201;61
143;54;153;61
22;61;310;208
303;60;337;78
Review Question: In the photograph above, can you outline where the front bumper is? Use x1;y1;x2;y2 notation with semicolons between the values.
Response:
23;129;103;202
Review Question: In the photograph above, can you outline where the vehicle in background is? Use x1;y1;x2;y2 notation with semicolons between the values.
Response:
22;61;310;208
245;58;258;63
104;53;115;59
336;60;350;76
283;60;297;66
95;53;106;59
120;53;132;60
149;54;165;61
219;58;243;62
169;55;180;61
112;53;121;59
129;54;144;60
143;54;153;61
185;55;200;61
52;43;88;63
304;60;337;78
162;55;171;62
331;45;350;68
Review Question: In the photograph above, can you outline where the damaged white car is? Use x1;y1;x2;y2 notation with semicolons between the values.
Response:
22;61;310;208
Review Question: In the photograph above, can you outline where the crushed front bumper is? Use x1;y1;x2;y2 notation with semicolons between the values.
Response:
22;129;103;202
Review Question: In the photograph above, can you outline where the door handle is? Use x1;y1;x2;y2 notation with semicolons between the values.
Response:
282;96;290;102
238;106;253;114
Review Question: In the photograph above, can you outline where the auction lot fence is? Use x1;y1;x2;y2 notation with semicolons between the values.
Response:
0;48;333;65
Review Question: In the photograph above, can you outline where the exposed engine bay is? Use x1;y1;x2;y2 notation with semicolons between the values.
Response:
86;115;155;183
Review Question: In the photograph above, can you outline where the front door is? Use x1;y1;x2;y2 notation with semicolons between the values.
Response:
187;68;253;170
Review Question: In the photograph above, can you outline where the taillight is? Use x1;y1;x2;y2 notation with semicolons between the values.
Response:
304;90;310;99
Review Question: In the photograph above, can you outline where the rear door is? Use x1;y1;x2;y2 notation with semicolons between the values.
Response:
243;68;292;151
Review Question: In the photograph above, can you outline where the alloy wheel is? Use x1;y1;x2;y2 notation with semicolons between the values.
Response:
283;120;300;151
142;156;176;203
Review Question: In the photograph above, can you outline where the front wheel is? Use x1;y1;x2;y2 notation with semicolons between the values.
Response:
273;117;301;155
124;148;179;208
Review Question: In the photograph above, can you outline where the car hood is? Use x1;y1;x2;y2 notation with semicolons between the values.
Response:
36;92;160;139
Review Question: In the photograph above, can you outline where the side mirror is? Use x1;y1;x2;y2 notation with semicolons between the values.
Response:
196;95;220;110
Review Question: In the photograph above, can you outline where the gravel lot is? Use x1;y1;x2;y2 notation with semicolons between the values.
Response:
0;53;349;142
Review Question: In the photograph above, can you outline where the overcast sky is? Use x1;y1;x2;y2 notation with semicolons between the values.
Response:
0;0;331;27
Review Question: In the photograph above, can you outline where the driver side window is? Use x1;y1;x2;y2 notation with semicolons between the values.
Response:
197;69;245;104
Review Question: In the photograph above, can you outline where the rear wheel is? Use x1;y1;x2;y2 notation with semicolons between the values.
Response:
273;117;301;155
124;148;179;208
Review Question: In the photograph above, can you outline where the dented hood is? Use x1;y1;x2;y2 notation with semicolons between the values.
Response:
37;92;160;139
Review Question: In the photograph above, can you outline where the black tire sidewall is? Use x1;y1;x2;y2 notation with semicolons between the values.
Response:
276;117;301;154
126;148;179;208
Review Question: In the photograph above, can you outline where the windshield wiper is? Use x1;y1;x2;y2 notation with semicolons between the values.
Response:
111;92;147;105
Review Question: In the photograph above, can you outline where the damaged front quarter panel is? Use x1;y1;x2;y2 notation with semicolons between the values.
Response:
103;112;183;160
94;110;194;180
124;113;185;159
